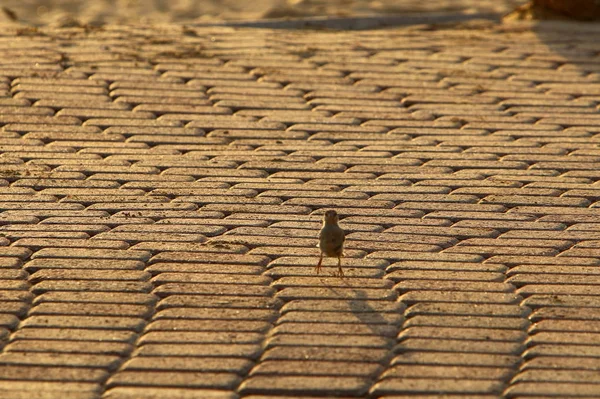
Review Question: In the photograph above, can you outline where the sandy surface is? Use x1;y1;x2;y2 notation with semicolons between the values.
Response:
1;0;527;26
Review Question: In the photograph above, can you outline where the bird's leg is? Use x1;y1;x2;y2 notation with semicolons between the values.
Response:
336;256;344;278
315;252;323;274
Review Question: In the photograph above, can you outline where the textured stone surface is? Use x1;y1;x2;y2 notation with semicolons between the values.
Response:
0;11;598;399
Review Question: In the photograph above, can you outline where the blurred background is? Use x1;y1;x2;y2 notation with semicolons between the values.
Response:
0;0;528;26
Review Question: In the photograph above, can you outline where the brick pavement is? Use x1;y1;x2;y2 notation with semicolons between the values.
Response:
0;16;599;399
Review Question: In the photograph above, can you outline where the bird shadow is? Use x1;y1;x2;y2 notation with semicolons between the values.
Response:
321;281;398;338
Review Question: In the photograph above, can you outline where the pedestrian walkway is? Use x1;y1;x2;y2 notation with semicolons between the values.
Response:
0;15;599;399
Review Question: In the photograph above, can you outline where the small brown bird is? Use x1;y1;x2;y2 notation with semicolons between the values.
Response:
315;209;345;277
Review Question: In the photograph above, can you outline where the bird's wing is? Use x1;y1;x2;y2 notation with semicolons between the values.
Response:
329;228;345;250
333;228;345;243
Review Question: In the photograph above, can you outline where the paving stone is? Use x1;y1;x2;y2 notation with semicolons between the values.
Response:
153;283;274;298
276;287;397;302
92;232;207;244
106;370;240;389
5;339;133;356
392;345;522;368
486;255;600;266
347;232;456;248
104;387;236;399
458;238;572;250
122;356;253;374
249;359;382;377
0;314;20;329
238;375;370;397
0;381;100;396
31;249;151;262
266;266;382;278
20;315;147;332
425;211;536;222
0;247;32;260
405;303;529;318
151;273;269;285
12;327;137;343
24;259;145;272
400;291;520;305
271;276;392;290
527;331;600;346
396;338;525;355
277;309;401;327
137;240;248;255
146;319;271;334
368;252;484;263
0;269;26;279
509;206;600;217
396;280;515;294
33;292;156;306
381;364;514;381
505;382;600;397
136;342;262;360
371;378;504;396
509;274;600;286
139;331;264;345
529;307;600;323
261;345;390;364
519;285;600;299
0;231;90;240
29;303;152;318
0;257;23;269
399;325;525;342
0;352;121;370
522;294;600;309
14;238;130;251
28;269;149;282
388;270;504;283
149;252;269;265
39;216;156;227
451;220;565;231
0;201;84;212
522;356;600;371
31;280;153;294
280;299;401;315
387;261;506;273
272;322;397;337
444;246;559;257
266;321;396;344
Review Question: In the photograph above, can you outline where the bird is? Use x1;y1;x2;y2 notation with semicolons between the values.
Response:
315;209;345;277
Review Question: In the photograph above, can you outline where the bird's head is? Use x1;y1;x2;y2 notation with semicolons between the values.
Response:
323;209;339;224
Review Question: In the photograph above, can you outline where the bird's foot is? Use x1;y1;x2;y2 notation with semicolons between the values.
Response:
333;268;345;278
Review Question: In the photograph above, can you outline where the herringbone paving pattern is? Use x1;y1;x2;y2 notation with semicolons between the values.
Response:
0;18;599;399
